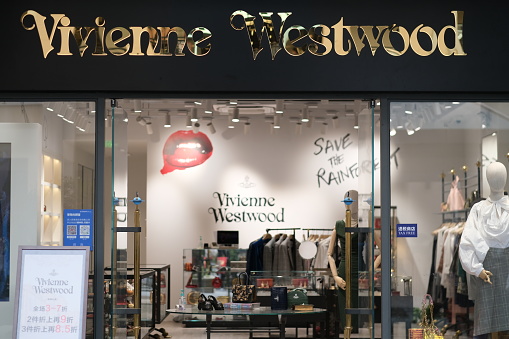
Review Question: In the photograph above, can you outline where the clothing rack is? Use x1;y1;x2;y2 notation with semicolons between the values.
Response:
301;228;333;237
441;163;481;223
265;228;300;274
438;163;479;337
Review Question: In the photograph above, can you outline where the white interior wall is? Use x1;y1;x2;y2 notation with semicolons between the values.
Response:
145;115;364;307
0;123;41;338
390;129;488;306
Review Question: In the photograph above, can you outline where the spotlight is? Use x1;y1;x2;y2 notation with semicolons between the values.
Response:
164;113;171;128
276;99;284;114
230;99;238;105
207;121;216;134
191;107;198;122
105;113;112;128
232;107;240;122
321;122;328;135
244;121;251;135
122;109;128;123
332;115;339;128
193;122;200;133
390;128;397;136
204;100;213;114
134;99;142;113
146;121;153;135
136;115;146;126
273;115;280;129
301;106;309;122
186;116;192;128
63;107;76;124
295;122;302;135
44;103;54;112
354;115;359;129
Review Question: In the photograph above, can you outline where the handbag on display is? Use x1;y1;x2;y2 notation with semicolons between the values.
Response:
287;288;308;307
232;272;256;303
408;294;444;339
270;286;288;310
212;276;222;288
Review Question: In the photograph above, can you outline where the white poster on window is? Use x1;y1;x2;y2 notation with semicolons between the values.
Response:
13;247;89;339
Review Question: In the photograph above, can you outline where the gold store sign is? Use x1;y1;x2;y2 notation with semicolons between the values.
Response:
21;9;466;59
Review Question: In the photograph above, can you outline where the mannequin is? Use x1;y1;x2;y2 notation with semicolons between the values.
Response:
328;189;359;333
459;161;509;338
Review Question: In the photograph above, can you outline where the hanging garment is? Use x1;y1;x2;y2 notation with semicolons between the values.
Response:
470;247;509;336
447;176;465;211
263;236;277;275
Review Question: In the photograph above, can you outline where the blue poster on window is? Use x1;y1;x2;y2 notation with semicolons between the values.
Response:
396;224;418;237
63;209;93;250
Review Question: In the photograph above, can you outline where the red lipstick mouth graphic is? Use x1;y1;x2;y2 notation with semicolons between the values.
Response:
160;130;213;174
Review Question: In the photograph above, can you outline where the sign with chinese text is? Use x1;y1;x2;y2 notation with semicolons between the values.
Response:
396;224;418;237
63;210;93;251
13;246;89;339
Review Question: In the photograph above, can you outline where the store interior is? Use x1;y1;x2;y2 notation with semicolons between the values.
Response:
2;98;509;337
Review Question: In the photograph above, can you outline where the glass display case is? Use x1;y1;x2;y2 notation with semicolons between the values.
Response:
182;248;247;306
86;269;156;339
250;271;323;295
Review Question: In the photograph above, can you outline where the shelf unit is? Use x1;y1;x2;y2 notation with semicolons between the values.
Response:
41;155;62;246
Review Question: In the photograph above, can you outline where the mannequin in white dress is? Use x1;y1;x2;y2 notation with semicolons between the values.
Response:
459;161;509;338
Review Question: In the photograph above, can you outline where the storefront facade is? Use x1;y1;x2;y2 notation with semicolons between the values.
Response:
1;1;509;338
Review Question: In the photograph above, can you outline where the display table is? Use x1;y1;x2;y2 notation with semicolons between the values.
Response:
167;307;326;339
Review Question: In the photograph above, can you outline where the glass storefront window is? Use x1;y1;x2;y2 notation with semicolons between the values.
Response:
389;101;509;338
106;98;379;338
0;101;96;338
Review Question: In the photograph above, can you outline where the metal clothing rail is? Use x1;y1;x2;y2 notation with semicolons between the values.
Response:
301;228;333;237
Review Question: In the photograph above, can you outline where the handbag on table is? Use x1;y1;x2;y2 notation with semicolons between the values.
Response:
232;272;256;303
287;288;308;307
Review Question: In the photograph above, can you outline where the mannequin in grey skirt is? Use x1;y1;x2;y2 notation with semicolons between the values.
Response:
459;162;509;338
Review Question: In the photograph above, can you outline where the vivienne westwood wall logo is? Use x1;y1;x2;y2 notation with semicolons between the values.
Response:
21;9;466;59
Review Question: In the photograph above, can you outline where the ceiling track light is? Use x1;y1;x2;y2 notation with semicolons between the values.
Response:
146;121;153;135
105;113;112;128
230;99;238;105
186;116;192;128
354;114;359;129
275;99;284;114
301;106;309;122
207;121;216;134
134;99;142;113
273;115;281;129
332;115;339;128
321;122;328;135
136;115;146;126
295;122;302;135
193;122;200;133
232;107;240;122
244;121;251;135
122;109;129;123
190;107;198;122
204;100;213;114
63;107;76;124
164;112;171;128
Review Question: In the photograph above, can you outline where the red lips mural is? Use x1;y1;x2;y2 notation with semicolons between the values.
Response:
160;130;213;174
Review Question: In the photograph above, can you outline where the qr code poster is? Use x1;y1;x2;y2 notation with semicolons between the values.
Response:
80;225;90;236
67;225;77;235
